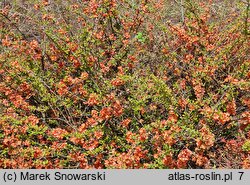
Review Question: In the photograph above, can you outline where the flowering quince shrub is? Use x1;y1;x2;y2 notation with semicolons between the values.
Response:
0;0;249;169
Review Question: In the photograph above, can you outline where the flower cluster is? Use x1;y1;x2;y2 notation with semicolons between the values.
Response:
0;0;249;169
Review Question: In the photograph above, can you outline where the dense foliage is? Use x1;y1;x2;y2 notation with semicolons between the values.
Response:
0;0;249;169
